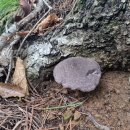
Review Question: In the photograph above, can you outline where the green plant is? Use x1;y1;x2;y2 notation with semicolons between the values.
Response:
0;0;19;34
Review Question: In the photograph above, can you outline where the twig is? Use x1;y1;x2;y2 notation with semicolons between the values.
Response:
16;9;51;56
18;106;41;129
5;49;13;83
0;125;10;130
43;112;50;125
82;112;110;130
27;79;39;95
12;120;23;130
16;0;52;56
25;106;29;130
69;119;72;130
0;114;11;127
0;0;43;51
0;0;45;68
9;35;21;47
43;101;83;110
42;0;52;9
65;0;79;18
46;126;59;130
65;122;70;130
29;106;34;130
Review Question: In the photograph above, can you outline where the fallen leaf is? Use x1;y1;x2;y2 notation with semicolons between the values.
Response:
20;0;31;16
17;14;62;36
0;82;25;98
63;109;73;121
17;31;30;37
13;57;29;95
34;13;62;34
74;111;81;121
14;0;31;22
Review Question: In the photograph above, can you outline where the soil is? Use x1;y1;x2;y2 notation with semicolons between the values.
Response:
0;71;130;130
82;71;130;130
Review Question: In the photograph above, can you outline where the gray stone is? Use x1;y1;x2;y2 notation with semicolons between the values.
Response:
53;57;101;92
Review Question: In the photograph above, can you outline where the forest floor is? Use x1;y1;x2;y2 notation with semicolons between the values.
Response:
0;71;130;130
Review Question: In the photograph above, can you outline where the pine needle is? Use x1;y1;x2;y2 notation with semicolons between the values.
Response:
43;101;83;110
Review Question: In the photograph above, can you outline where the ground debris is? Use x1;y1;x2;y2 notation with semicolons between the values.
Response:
0;72;129;129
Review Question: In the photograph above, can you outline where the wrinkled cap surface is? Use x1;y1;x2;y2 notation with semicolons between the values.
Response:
53;57;101;92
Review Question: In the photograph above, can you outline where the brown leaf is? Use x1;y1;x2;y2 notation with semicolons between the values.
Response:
0;83;25;98
34;13;62;33
17;31;30;37
74;111;81;121
14;0;31;22
20;0;31;16
13;57;29;96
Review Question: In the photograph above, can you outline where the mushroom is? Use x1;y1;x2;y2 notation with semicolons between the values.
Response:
53;57;101;92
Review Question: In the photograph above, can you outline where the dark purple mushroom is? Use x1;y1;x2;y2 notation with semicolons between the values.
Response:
53;57;101;92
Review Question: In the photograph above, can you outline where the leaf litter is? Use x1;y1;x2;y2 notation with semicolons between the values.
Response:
13;57;29;96
0;71;129;129
0;57;28;98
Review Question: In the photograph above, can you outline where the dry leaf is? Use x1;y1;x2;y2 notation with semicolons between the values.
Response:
34;13;62;34
17;31;30;37
17;14;62;36
0;82;25;98
13;57;29;95
74;111;81;120
63;109;73;121
20;0;31;16
14;0;31;22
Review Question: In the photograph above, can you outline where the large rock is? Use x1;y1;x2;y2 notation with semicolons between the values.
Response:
53;57;101;92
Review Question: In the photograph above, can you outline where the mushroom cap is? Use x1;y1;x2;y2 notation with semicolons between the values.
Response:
53;57;101;92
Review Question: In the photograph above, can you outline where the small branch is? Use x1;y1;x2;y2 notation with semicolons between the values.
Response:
17;0;44;28
16;0;53;56
0;0;44;51
42;0;52;10
5;50;13;83
16;8;51;56
12;120;23;130
28;106;34;130
82;112;110;130
0;0;48;67
43;101;83;110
